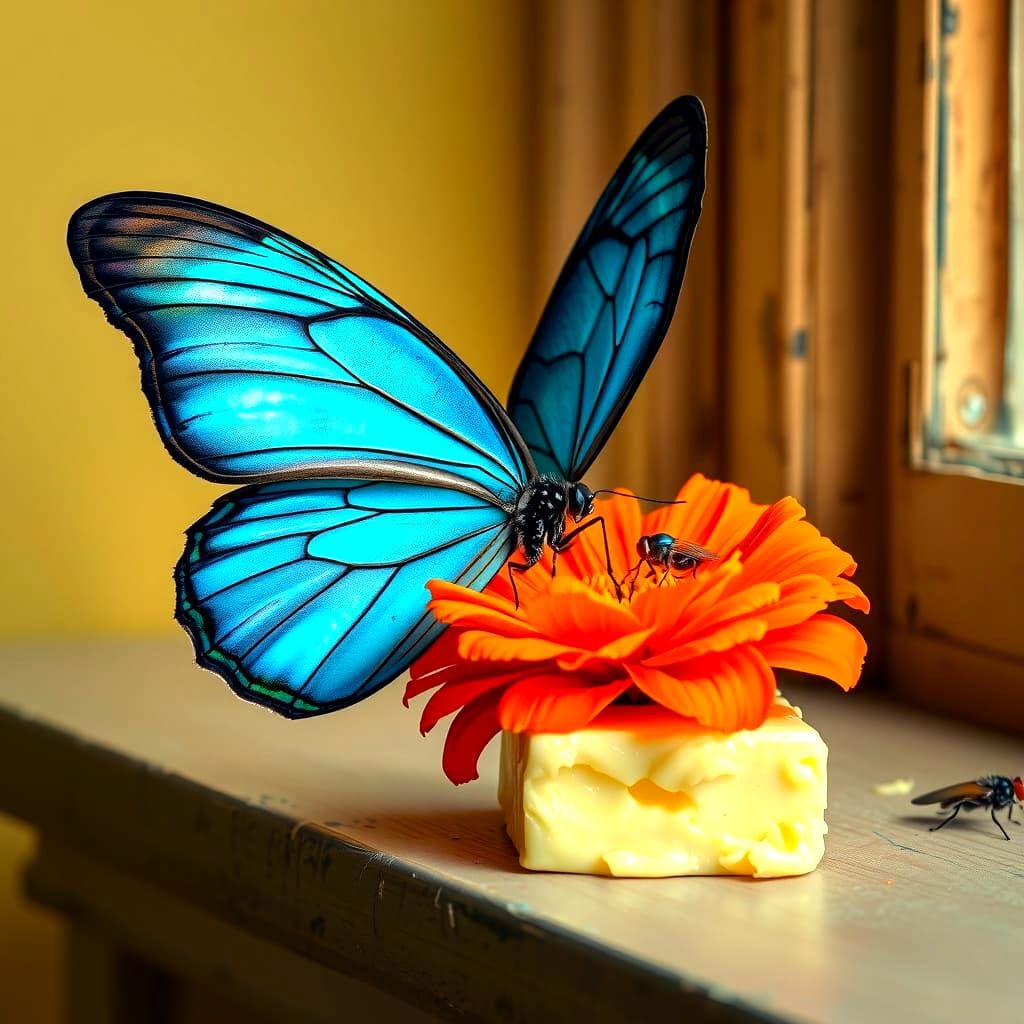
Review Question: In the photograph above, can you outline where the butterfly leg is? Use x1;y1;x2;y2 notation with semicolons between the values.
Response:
506;561;533;610
624;559;644;597
992;807;1011;840
555;516;623;600
929;803;963;832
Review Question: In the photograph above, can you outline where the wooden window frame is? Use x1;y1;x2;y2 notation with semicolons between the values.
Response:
890;0;1024;730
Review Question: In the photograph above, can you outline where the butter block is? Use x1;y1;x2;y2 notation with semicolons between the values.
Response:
498;700;827;878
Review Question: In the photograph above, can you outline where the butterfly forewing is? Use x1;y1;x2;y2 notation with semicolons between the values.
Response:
68;192;532;501
507;96;707;481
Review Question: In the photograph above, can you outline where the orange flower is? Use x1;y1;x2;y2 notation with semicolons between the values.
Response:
405;474;869;784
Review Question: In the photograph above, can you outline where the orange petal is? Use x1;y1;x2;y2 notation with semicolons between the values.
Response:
407;625;462;685
832;576;871;613
629;555;738;633
527;576;641;648
604;490;645;576
635;550;745;630
457;631;569;664
406;652;494;703
627;648;777;731
494;557;555;602
427;578;527;625
428;602;539;638
629;578;693;635
755;575;835;631
738;497;807;558
481;557;551;603
555;627;655;671
739;518;856;588
441;688;504;785
420;668;527;734
645;475;762;556
672;581;781;644
498;675;630;733
757;614;867;691
644;616;768;668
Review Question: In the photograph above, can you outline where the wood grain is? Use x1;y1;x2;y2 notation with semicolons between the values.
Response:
616;0;724;496
782;0;812;502
808;0;895;669
721;0;788;503
0;638;1023;1022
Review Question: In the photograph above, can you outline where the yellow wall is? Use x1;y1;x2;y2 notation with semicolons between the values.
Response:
0;3;531;1019
0;0;532;639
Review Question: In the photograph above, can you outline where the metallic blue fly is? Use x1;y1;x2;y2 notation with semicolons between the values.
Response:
67;96;707;717
626;534;719;593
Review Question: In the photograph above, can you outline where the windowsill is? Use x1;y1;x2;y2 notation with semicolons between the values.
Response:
918;433;1024;482
0;637;1020;1022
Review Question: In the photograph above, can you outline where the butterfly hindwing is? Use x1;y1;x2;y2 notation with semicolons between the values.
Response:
68;192;531;502
176;479;514;716
508;96;707;481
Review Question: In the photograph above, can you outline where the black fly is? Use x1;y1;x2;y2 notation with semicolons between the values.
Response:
911;775;1024;840
624;533;718;593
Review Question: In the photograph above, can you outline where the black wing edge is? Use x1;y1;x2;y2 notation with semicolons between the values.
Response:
67;191;537;488
509;95;708;481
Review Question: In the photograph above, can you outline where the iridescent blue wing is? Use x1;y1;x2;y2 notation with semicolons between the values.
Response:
68;192;532;503
508;96;707;480
177;479;514;717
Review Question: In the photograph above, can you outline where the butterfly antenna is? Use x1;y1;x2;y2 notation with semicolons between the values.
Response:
592;490;688;506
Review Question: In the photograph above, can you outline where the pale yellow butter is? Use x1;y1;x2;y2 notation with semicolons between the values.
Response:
498;700;827;878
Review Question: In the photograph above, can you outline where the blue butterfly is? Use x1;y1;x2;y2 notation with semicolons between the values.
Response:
67;96;706;718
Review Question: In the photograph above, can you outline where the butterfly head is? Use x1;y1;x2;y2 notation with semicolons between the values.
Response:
568;483;595;522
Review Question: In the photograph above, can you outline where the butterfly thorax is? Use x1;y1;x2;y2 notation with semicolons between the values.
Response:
513;476;593;566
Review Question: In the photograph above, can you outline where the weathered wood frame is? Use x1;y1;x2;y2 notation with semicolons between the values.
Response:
889;0;1024;728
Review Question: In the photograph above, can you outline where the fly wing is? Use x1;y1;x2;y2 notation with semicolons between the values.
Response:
911;780;991;806
670;540;719;561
